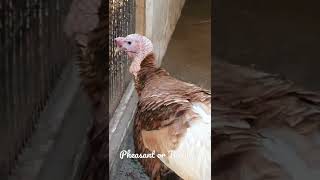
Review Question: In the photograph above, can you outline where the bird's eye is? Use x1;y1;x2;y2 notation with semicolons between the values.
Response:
127;41;132;45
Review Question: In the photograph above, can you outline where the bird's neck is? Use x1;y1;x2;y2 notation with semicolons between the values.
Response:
139;53;157;69
133;53;167;96
131;40;154;74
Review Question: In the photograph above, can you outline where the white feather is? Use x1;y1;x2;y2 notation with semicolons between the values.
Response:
158;103;211;180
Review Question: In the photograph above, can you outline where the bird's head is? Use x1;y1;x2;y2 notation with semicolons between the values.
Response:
114;34;153;61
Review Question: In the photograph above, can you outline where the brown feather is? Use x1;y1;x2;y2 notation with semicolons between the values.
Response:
133;53;210;179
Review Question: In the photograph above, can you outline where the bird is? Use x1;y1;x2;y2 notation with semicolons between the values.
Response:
114;34;212;180
213;60;320;180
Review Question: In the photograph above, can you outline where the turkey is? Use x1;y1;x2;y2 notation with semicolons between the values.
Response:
213;60;320;180
114;34;211;180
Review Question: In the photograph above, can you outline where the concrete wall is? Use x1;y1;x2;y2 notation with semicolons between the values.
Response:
137;0;186;65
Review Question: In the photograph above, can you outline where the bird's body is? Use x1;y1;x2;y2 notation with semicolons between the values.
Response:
132;53;211;180
114;34;211;180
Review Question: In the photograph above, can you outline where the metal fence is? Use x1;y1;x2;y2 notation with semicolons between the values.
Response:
109;0;135;118
0;0;73;176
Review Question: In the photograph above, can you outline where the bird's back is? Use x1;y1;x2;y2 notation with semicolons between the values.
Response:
133;57;211;179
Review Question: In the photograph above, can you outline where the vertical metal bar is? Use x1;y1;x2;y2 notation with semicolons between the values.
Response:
42;0;47;114
0;0;5;172
10;0;19;163
44;0;49;101
8;0;14;170
19;5;27;147
38;0;44;111
30;0;35;126
25;0;31;140
49;0;55;90
53;0;60;87
1;0;10;174
7;0;15;170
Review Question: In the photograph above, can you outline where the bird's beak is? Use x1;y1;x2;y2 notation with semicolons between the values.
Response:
114;37;125;53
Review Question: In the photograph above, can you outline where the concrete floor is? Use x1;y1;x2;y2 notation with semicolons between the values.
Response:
162;0;211;90
214;0;320;91
110;0;211;179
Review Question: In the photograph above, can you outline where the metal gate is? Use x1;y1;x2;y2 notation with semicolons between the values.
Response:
109;0;136;118
0;0;73;176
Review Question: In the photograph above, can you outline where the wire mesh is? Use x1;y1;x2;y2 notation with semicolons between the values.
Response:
0;0;73;176
109;0;135;118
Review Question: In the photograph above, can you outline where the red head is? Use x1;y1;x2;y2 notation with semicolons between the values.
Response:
114;34;154;76
114;34;153;61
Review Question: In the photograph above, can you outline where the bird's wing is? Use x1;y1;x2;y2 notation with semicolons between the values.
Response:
141;102;211;180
